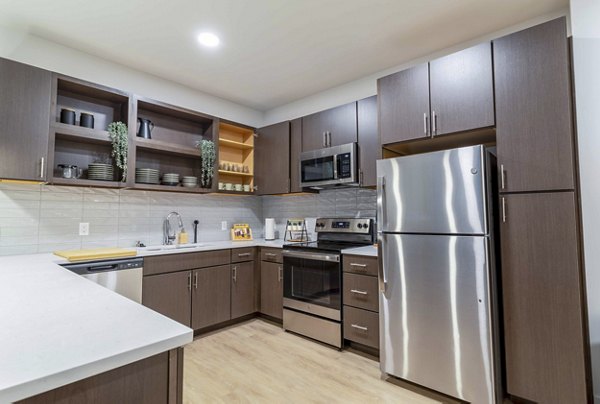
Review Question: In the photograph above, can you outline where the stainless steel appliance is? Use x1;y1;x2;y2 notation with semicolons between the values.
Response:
62;258;144;303
377;145;501;404
283;217;374;348
300;143;358;189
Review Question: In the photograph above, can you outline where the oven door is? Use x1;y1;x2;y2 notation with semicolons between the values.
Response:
282;250;341;321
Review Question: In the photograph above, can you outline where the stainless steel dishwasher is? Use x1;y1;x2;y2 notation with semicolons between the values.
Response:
61;258;144;303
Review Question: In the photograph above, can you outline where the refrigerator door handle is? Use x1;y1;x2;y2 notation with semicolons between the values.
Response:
377;233;387;292
377;176;386;231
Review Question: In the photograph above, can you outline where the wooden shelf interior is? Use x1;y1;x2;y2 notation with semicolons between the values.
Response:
56;78;129;131
136;99;214;149
135;148;202;184
218;122;254;189
135;137;199;158
53;137;118;182
52;122;111;145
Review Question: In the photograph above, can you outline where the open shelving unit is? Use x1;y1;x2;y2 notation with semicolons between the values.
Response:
47;76;131;188
130;97;217;193
217;122;255;194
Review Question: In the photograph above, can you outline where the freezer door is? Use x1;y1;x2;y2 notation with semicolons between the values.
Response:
376;145;488;235
379;233;498;404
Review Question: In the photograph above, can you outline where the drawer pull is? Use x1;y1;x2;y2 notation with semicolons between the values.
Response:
351;324;368;331
350;289;368;295
265;253;277;257
237;252;251;257
350;263;367;268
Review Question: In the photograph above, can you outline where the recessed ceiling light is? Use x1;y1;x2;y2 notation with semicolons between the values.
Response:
197;32;220;48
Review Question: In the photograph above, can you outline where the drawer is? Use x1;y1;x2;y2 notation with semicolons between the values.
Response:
144;249;230;276
231;247;256;263
344;306;379;349
343;254;378;276
261;247;283;263
343;273;379;312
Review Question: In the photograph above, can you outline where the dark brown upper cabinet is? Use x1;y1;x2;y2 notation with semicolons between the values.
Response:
255;121;290;195
0;57;51;181
378;63;430;145
378;43;494;145
301;102;357;151
289;118;303;193
500;192;587;403
494;17;574;193
429;42;494;136
357;96;380;187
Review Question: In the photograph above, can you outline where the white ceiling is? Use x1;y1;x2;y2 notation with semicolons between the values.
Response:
0;0;567;111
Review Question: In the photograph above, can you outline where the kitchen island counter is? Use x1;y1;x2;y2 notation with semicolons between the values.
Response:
0;253;193;403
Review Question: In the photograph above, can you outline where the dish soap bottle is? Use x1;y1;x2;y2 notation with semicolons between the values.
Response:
178;230;189;245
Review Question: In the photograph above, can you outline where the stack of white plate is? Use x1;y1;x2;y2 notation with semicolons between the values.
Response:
136;168;160;184
182;176;197;188
162;173;180;186
88;163;114;181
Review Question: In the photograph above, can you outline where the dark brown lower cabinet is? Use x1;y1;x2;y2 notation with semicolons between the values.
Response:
231;260;256;318
19;349;183;404
260;261;283;320
191;265;231;330
500;192;587;403
142;271;191;327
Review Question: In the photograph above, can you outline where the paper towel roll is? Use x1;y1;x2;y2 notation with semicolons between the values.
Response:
265;218;276;240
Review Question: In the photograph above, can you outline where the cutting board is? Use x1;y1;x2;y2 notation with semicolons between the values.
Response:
54;247;137;262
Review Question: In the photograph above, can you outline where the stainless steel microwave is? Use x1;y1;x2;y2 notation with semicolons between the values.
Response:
300;142;358;189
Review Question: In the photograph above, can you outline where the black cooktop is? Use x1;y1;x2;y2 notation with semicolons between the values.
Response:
283;240;369;253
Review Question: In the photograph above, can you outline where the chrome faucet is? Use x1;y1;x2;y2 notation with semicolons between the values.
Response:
164;212;184;245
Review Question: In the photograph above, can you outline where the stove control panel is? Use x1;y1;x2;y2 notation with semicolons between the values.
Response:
315;218;372;234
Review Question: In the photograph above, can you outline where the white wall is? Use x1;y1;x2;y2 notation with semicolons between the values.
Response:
262;8;570;126
0;25;264;127
570;0;600;401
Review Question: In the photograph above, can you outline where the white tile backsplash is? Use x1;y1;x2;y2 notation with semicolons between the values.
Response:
0;184;376;256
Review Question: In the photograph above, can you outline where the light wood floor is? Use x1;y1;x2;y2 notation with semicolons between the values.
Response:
183;319;442;403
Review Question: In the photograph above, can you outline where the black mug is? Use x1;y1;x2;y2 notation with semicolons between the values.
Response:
79;112;94;129
60;108;76;125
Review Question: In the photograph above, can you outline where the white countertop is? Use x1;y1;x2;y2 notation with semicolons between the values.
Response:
341;245;378;257
0;254;193;402
0;238;290;402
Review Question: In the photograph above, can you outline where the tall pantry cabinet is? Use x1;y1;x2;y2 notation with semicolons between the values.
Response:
494;17;589;404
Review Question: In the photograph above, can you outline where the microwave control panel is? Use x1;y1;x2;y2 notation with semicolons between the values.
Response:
337;153;352;178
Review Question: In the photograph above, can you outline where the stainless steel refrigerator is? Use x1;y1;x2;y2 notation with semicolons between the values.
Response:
376;145;501;404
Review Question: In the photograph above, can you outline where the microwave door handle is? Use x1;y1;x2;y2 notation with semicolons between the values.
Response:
333;154;338;180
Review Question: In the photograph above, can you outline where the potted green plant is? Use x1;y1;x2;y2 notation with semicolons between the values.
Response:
196;139;216;188
107;122;128;182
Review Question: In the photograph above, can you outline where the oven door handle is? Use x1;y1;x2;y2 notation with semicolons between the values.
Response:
282;250;340;262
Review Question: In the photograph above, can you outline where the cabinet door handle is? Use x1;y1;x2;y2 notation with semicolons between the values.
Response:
432;111;437;136
350;263;367;268
359;169;364;187
39;157;45;179
323;132;327;147
500;164;506;190
327;131;332;147
193;272;198;289
351;324;368;331
187;273;192;291
232;266;237;282
237;252;251;257
350;289;368;295
278;266;283;282
423;113;428;135
502;197;507;223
